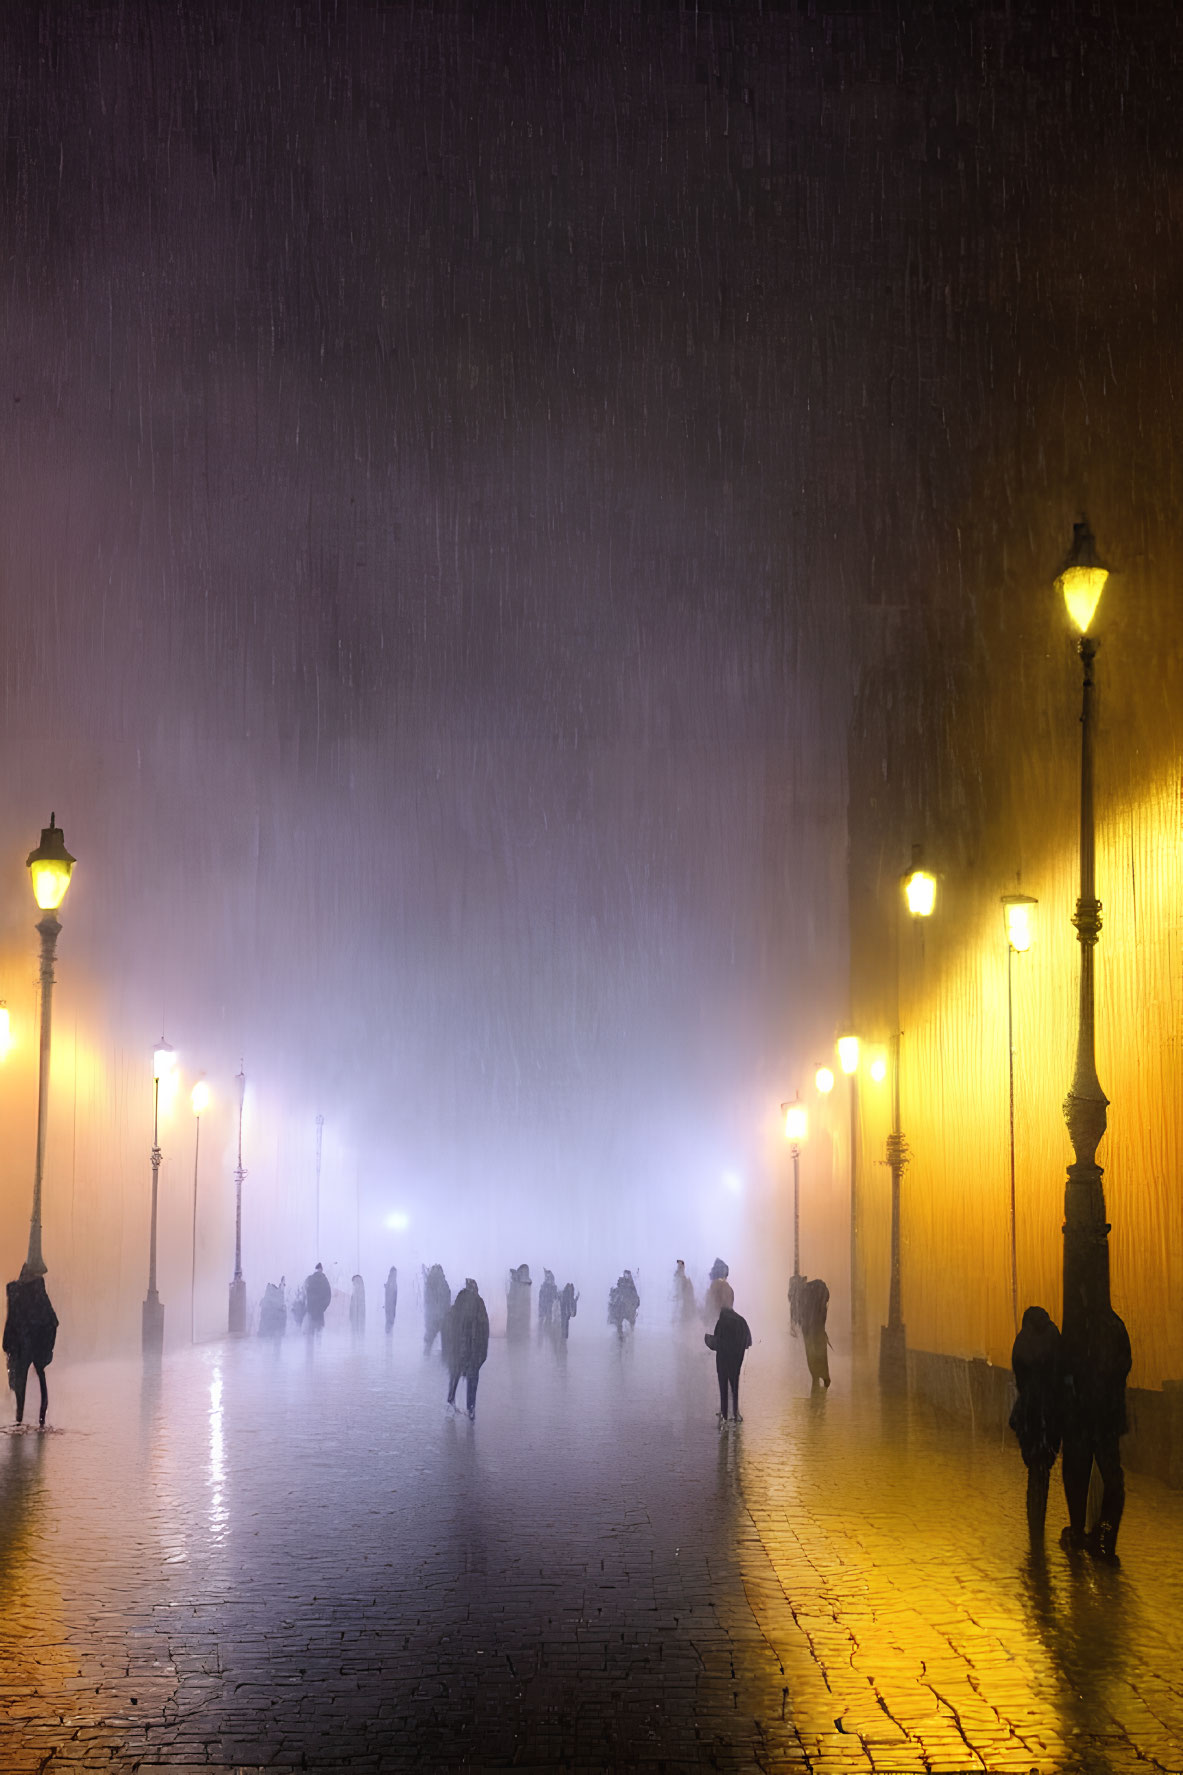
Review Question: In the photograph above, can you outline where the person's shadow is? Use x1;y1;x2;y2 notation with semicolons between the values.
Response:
0;1427;47;1596
1017;1538;1134;1753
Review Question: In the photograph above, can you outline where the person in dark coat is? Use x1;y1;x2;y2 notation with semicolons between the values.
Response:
1060;1304;1132;1560
423;1263;451;1354
673;1260;696;1325
537;1269;558;1331
383;1266;398;1334
705;1304;752;1423
506;1264;532;1342
800;1278;831;1389
442;1278;490;1419
559;1281;579;1340
1009;1305;1062;1541
608;1269;640;1339
304;1262;331;1331
4;1265;58;1427
703;1258;734;1324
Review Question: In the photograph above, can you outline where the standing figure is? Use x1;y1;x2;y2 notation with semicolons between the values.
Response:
1009;1305;1063;1542
559;1281;579;1340
506;1264;533;1343
349;1274;366;1335
384;1265;399;1334
800;1278;831;1389
703;1259;734;1324
537;1269;558;1331
608;1269;640;1339
290;1283;307;1329
705;1304;752;1424
1060;1305;1132;1561
258;1278;287;1337
442;1278;490;1420
787;1272;806;1337
4;1265;58;1427
422;1263;451;1354
673;1259;696;1326
304;1262;332;1332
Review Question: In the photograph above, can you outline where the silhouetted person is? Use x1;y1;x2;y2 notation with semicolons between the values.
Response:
384;1266;398;1333
350;1274;366;1335
304;1262;331;1332
258;1278;287;1337
704;1258;734;1324
4;1265;58;1427
705;1304;752;1423
506;1264;532;1342
787;1271;806;1337
608;1269;639;1339
423;1263;451;1354
537;1269;558;1330
800;1278;831;1389
673;1259;696;1325
290;1283;307;1329
1060;1304;1132;1561
442;1278;490;1419
1009;1305;1063;1542
559;1281;579;1339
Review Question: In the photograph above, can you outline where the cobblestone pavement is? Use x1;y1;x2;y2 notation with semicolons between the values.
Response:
1;1316;1182;1772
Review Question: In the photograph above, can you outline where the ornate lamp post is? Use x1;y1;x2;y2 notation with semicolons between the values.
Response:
782;1094;808;1331
228;1064;247;1335
190;1079;210;1343
25;815;76;1277
1055;521;1112;1363
879;852;937;1392
1001;894;1038;1332
143;1038;176;1356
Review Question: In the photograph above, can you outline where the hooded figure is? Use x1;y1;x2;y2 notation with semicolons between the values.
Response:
506;1264;532;1343
1009;1305;1063;1541
800;1278;831;1389
4;1266;58;1426
705;1305;752;1423
442;1279;490;1419
704;1259;734;1324
608;1270;640;1338
423;1264;451;1354
349;1274;366;1335
304;1263;332;1331
673;1260;696;1325
1060;1304;1131;1560
559;1281;579;1340
384;1266;399;1334
537;1269;558;1329
258;1279;287;1337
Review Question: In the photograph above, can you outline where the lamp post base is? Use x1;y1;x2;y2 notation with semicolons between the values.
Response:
878;1320;908;1392
142;1292;165;1359
228;1276;247;1336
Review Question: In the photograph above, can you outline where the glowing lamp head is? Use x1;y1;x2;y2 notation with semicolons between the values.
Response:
191;1080;210;1116
153;1039;176;1081
1056;520;1109;634
27;814;76;911
904;867;937;918
781;1099;808;1143
815;1065;835;1095
1002;893;1038;954
837;1035;860;1075
869;1051;888;1084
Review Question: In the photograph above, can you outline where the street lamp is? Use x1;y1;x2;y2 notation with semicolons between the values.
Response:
1055;521;1113;1373
836;1033;861;1342
879;850;937;1391
25;815;75;1277
190;1079;209;1343
815;1065;835;1095
228;1063;247;1335
782;1094;808;1330
1002;893;1038;1332
143;1037;175;1356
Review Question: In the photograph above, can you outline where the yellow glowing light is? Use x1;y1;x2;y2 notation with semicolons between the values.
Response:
191;1080;210;1116
904;868;937;917
1055;519;1109;634
815;1066;835;1095
26;815;76;911
782;1100;808;1143
153;1040;176;1081
0;1005;10;1057
837;1035;860;1075
1002;894;1038;954
869;1052;888;1084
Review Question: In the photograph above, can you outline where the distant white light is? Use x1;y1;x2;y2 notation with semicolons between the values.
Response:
815;1066;835;1095
722;1172;742;1196
869;1051;888;1084
385;1211;410;1231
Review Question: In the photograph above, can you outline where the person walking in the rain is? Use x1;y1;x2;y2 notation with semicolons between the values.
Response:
705;1302;752;1424
537;1268;558;1332
383;1265;398;1333
4;1263;58;1427
673;1259;696;1326
506;1264;532;1342
304;1262;332;1332
608;1268;640;1339
349;1274;366;1335
1060;1303;1132;1561
258;1278;287;1337
1009;1305;1063;1542
703;1259;734;1324
559;1280;579;1340
422;1263;451;1354
442;1278;490;1420
800;1277;831;1390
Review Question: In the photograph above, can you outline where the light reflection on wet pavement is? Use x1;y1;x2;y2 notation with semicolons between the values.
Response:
2;1320;1182;1771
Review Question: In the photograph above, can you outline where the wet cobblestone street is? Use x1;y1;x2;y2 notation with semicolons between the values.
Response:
2;1321;1182;1772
